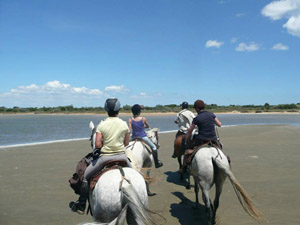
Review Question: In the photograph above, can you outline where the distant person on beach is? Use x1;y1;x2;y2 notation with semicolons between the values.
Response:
171;101;195;158
128;104;163;168
69;98;131;214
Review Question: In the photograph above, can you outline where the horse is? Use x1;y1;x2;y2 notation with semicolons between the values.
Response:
173;134;187;179
81;203;128;225
187;145;262;225
87;121;156;224
125;128;160;196
89;167;155;224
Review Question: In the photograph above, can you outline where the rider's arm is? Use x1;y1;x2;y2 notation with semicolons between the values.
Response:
215;117;222;127
124;132;130;146
95;132;103;149
143;117;150;128
128;118;132;132
186;123;195;142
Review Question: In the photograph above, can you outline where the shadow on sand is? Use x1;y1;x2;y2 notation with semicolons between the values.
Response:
164;171;193;188
170;191;208;225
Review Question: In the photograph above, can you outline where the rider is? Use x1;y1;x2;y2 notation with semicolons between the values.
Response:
69;98;132;214
171;101;195;158
186;99;222;150
128;104;163;168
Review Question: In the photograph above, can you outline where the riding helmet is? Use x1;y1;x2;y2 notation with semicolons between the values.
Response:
104;98;121;112
181;101;189;109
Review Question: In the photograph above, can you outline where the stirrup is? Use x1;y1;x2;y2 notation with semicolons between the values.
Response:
69;201;85;215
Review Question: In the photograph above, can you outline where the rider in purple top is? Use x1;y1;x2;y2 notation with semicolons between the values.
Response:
131;119;147;139
128;104;163;168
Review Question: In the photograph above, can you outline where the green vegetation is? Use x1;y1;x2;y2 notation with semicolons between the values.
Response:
0;103;300;114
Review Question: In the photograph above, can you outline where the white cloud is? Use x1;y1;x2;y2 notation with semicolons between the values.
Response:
0;81;138;107
104;85;130;93
262;0;300;37
45;80;70;89
205;40;224;48
0;80;106;107
272;43;289;50
235;42;260;52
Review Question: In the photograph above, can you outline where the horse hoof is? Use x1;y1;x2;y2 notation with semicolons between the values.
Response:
148;192;156;196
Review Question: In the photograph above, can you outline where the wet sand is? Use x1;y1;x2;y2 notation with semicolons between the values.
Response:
1;125;300;225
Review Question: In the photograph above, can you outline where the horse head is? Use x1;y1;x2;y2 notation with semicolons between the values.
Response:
146;128;160;149
89;121;97;150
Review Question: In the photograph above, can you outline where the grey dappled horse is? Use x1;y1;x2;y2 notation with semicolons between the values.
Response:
87;121;155;224
188;146;262;225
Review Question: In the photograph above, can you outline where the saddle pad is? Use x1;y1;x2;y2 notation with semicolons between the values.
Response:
89;160;128;189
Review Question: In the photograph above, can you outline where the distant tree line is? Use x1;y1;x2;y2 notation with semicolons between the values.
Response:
1;103;299;114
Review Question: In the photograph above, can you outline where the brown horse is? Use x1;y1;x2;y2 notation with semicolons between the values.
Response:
174;134;187;179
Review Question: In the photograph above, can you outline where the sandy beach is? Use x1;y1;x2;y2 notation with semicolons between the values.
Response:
1;125;300;225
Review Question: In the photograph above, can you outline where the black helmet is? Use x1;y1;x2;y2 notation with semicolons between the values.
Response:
104;98;121;112
181;101;189;109
131;104;142;115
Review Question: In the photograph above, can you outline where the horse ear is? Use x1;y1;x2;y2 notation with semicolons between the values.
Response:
89;121;95;129
152;128;159;132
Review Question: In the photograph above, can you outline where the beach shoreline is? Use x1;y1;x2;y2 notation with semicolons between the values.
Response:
1;124;300;225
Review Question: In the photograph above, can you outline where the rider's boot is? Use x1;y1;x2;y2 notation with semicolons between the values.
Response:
171;151;177;158
69;180;89;214
153;150;163;168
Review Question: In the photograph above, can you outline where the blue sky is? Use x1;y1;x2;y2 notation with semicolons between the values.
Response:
1;0;300;107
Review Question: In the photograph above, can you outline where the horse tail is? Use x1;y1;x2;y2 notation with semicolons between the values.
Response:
121;183;158;225
213;158;263;222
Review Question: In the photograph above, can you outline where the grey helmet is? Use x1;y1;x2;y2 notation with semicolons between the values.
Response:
181;101;189;109
104;98;121;112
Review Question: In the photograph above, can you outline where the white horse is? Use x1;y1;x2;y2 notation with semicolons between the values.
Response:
87;121;155;224
188;146;262;225
125;128;160;196
89;167;154;224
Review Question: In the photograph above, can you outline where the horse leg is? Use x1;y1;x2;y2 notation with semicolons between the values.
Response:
202;189;213;225
193;178;200;209
178;155;182;170
212;176;225;224
178;156;185;180
185;167;191;189
146;170;156;196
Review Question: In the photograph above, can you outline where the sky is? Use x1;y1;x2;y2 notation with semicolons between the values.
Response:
0;0;300;107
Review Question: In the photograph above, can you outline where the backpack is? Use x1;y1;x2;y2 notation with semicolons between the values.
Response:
68;152;95;194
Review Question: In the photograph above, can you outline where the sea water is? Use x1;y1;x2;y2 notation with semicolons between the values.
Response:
1;113;300;148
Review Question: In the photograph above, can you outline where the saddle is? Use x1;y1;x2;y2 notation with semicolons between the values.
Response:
184;140;221;165
89;160;129;190
129;138;153;154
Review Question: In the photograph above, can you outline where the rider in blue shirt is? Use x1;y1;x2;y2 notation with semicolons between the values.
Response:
186;100;222;149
